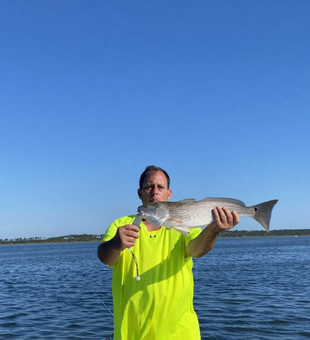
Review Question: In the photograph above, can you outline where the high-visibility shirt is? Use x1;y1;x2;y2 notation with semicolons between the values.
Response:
103;215;202;340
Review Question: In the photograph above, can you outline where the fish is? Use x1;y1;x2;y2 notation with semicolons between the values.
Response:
137;198;278;236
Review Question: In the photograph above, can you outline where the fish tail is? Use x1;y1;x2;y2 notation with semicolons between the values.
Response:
252;199;278;231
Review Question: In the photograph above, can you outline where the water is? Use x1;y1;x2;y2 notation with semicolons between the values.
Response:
194;237;310;340
1;237;309;339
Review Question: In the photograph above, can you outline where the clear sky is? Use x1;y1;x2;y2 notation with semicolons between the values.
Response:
1;1;309;239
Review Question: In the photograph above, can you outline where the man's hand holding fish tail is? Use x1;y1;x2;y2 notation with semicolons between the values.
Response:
187;207;239;258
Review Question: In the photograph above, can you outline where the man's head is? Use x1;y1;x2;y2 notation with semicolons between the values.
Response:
138;165;172;205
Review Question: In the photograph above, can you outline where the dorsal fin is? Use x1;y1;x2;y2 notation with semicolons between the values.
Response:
200;197;246;206
177;198;196;203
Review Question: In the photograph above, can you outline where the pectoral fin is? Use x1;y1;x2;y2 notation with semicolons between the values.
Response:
168;217;183;224
172;226;191;237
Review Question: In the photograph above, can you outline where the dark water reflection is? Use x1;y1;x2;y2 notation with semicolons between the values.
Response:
1;237;309;339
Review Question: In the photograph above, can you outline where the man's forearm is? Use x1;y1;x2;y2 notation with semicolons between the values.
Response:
97;240;121;266
187;225;220;258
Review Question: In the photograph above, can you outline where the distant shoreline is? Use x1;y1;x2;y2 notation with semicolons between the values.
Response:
0;240;101;246
1;235;309;247
219;234;310;239
1;230;310;246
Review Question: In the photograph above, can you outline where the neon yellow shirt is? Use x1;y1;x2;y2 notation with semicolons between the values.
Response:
103;215;202;340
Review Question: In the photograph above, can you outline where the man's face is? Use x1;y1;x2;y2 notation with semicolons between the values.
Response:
138;171;172;205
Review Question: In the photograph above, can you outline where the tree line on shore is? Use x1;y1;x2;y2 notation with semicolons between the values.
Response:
0;234;104;245
220;229;310;238
1;229;310;245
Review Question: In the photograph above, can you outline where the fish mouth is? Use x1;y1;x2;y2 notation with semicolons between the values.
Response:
137;207;145;217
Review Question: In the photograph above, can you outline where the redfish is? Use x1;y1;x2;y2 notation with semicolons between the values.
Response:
138;198;278;236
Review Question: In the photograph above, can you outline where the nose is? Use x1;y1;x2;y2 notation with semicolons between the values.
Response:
152;185;159;194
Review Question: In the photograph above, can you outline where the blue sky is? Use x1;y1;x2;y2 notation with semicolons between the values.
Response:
1;1;309;239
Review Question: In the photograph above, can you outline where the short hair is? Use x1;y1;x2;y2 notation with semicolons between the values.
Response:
139;165;170;189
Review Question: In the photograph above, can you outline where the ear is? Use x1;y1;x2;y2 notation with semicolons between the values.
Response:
137;188;142;199
167;189;172;201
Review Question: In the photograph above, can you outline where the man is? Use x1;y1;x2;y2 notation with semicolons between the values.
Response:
98;165;239;340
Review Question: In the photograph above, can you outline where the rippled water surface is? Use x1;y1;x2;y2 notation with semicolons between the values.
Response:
1;237;309;339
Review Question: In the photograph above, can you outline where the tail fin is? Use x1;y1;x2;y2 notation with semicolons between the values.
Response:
253;200;278;231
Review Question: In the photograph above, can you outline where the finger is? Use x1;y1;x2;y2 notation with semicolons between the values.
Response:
123;239;136;249
213;208;225;226
121;225;140;237
123;230;139;239
231;211;240;225
223;208;233;224
126;237;135;245
130;231;139;239
212;207;221;221
125;225;141;232
217;207;227;222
